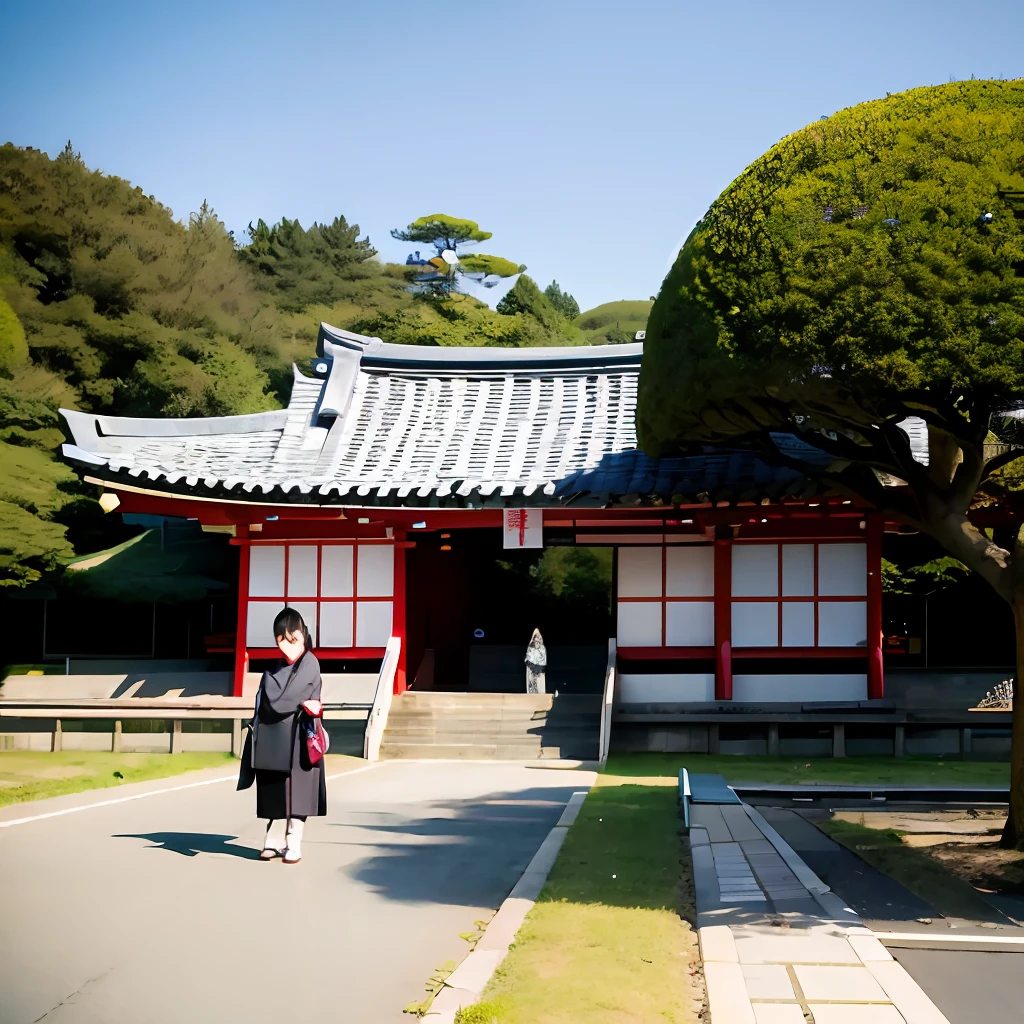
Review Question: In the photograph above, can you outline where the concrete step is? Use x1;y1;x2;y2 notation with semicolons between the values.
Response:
384;722;599;738
384;710;554;723
379;743;565;760
380;691;601;760
399;692;554;707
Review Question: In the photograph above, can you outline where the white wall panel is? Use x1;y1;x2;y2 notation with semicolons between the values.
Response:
246;601;280;647
782;544;815;597
781;602;815;647
818;543;867;596
666;545;714;596
665;601;715;646
287;546;319;597
618;673;715;702
357;544;394;597
355;600;393;647
732;602;779;647
616;601;662;646
319;602;354;647
287;601;318;646
732;544;779;597
320;545;354;597
818;600;867;646
617;547;663;598
249;545;285;597
732;674;868;702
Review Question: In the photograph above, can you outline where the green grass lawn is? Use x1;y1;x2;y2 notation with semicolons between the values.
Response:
575;299;652;345
457;771;703;1024
0;751;237;808
605;753;1010;787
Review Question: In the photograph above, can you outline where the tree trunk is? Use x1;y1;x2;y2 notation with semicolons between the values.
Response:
1005;600;1024;849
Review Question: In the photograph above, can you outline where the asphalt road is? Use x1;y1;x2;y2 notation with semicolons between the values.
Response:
761;806;1024;1023
0;759;593;1024
893;948;1023;1022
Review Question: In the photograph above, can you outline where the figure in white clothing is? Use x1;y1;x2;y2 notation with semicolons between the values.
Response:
525;629;547;694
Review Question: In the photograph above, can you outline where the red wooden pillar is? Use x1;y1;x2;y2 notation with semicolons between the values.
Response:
714;537;733;701
393;531;408;694
233;525;251;698
866;513;884;700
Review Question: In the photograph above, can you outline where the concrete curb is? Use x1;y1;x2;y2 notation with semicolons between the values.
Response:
741;803;831;895
424;788;591;1022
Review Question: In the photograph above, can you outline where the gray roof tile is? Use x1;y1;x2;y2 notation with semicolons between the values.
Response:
59;323;831;507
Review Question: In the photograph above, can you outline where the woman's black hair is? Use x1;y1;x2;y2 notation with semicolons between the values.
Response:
273;606;311;654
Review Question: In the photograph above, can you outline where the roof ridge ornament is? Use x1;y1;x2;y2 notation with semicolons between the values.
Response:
317;321;643;374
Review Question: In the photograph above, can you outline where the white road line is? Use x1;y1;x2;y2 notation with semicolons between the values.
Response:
0;774;238;829
0;760;383;830
876;932;1024;946
325;762;385;782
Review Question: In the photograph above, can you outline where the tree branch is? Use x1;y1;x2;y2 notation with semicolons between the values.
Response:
983;447;1024;478
948;441;985;511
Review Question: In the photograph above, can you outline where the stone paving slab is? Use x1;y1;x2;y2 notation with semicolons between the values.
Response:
752;1006;806;1024
809;1006;906;1023
691;799;951;1024
741;963;794;999
690;803;734;842
793;964;889;1001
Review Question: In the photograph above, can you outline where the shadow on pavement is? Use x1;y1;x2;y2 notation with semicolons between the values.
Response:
332;783;580;908
113;832;262;859
333;780;687;916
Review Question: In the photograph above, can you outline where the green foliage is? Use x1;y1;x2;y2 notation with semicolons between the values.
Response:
0;440;79;586
347;284;573;349
237;215;377;312
0;144;287;586
0;148;594;590
459;253;524;278
639;81;1024;457
391;213;492;250
495;276;583;343
0;146;278;418
0;293;27;369
576;299;652;345
543;280;580;321
532;546;613;604
881;555;969;594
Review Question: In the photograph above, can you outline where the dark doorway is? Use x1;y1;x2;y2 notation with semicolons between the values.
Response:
406;530;613;693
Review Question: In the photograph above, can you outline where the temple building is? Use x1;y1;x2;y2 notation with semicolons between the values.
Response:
58;321;896;726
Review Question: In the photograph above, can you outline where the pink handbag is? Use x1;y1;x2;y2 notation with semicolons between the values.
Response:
303;709;329;765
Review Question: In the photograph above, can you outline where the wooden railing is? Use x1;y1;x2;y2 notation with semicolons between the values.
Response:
363;636;402;761
598;638;617;768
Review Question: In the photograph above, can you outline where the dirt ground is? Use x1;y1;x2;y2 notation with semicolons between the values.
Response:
832;808;1024;894
924;840;1024;893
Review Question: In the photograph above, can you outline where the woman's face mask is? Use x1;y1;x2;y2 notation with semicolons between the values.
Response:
277;628;305;663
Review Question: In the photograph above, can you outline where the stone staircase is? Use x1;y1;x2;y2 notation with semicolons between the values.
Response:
379;691;601;760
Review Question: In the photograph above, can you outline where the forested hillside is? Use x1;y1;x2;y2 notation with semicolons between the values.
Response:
0;144;635;588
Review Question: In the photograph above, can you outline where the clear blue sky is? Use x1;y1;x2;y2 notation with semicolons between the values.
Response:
3;0;1023;311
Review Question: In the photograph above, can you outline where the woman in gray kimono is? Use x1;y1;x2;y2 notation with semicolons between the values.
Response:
238;607;327;863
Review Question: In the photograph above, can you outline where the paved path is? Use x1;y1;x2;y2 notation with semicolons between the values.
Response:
0;759;593;1024
690;800;953;1022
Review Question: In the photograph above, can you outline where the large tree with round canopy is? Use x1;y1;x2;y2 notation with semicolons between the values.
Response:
637;80;1024;846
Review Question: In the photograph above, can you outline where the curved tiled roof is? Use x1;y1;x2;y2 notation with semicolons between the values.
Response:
59;323;837;507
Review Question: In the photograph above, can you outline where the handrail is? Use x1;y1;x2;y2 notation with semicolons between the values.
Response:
598;638;617;767
363;636;402;761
